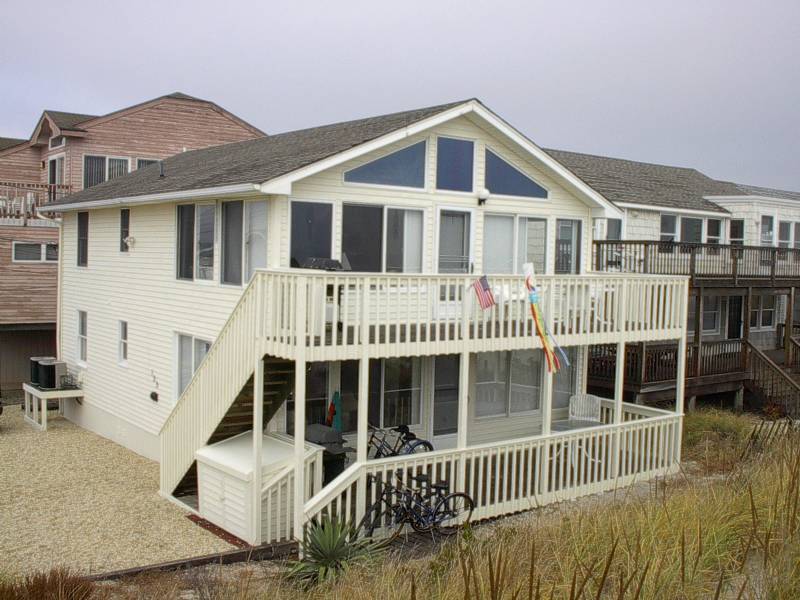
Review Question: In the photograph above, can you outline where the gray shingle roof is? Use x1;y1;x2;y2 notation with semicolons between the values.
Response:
731;183;800;202
44;110;98;131
48;100;470;207
544;149;739;214
0;136;26;152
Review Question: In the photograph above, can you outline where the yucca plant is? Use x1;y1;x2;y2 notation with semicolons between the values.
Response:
287;516;385;586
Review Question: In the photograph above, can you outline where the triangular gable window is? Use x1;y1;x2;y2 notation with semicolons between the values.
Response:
485;149;548;198
344;141;426;188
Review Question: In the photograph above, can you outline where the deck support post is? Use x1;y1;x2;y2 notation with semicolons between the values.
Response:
674;281;689;463
251;356;264;545
293;276;308;545
612;340;625;479
539;366;554;498
785;287;795;365
693;291;703;378
356;354;369;521
456;351;470;492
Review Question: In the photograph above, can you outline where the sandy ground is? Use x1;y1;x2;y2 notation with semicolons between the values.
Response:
0;407;234;576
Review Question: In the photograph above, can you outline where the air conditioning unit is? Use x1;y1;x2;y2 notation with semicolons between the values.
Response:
30;356;55;385
37;359;67;390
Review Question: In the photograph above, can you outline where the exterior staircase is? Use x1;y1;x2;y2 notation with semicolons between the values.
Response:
744;340;800;419
172;358;295;500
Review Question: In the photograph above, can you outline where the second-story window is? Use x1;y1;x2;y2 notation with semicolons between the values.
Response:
436;137;474;193
12;242;58;262
136;158;160;169
483;214;547;275
221;201;244;285
343;141;426;189
484;148;547;198
706;219;721;244
606;218;622;240
660;215;677;243
778;221;792;248
120;209;130;252
761;216;774;245
77;212;88;267
84;156;129;188
291;201;332;268
341;204;423;273
729;220;745;246
176;204;215;281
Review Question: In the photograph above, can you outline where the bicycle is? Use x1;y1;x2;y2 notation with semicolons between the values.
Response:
367;423;434;458
358;470;473;541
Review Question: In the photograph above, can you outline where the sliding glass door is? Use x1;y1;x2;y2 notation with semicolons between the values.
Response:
438;210;471;273
555;219;582;274
291;201;332;267
341;204;423;273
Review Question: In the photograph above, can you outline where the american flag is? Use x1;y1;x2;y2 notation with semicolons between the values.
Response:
472;275;496;310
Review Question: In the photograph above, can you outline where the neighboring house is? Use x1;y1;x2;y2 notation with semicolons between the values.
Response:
44;99;688;546
546;150;800;409
0;93;264;398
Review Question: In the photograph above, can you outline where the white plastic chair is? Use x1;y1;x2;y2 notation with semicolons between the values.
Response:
568;394;602;423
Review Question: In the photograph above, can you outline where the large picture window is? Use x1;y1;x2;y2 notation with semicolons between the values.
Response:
476;350;543;417
344;141;426;188
485;149;547;198
436;137;474;192
483;215;547;274
291;201;332;267
342;204;423;273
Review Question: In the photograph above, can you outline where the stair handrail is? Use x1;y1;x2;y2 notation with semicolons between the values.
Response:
303;462;363;524
744;340;800;412
789;337;800;373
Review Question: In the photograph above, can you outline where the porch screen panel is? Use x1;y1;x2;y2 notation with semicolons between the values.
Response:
475;351;508;417
433;355;459;436
342;204;383;272
381;357;421;427
83;156;106;188
483;215;514;274
291;202;332;267
553;347;577;409
509;349;542;413
518;217;547;274
245;200;268;281
176;204;195;280
221;201;243;285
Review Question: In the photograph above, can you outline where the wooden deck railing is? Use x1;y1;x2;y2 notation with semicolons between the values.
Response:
745;341;800;417
304;400;681;532
789;338;800;373
588;339;744;386
0;181;71;220
594;240;800;284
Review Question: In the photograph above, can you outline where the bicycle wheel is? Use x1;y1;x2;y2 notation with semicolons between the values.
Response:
432;492;474;536
403;439;434;454
357;501;405;541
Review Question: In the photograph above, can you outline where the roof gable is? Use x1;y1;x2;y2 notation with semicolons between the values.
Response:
0;136;26;152
47;99;621;218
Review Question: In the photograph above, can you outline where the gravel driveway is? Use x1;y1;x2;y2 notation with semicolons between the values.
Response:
0;407;234;577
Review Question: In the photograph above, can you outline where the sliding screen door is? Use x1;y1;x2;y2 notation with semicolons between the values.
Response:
438;210;471;273
291;201;332;267
386;209;423;273
342;204;383;272
483;215;515;274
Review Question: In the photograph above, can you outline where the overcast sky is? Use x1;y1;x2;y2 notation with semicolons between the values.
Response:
1;0;798;189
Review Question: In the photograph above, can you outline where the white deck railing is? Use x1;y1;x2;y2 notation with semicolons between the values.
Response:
257;270;688;362
161;270;687;497
304;401;681;531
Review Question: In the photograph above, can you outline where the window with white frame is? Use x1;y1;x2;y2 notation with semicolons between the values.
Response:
120;209;130;252
369;357;423;427
606;218;623;241
77;310;88;363
83;156;129;188
136;158;160;169
706;219;722;244
484;148;548;198
778;222;792;259
344;141;426;189
118;320;128;364
436;137;474;193
795;224;800;250
176;203;215;281
12;242;58;262
483;214;547;275
177;334;211;396
687;296;722;334
729;220;745;246
761;216;775;245
475;350;543;417
48;155;65;185
49;135;65;149
660;214;677;243
750;295;776;330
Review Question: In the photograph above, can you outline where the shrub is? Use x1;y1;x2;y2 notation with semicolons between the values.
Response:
0;567;94;600
682;408;753;472
287;516;385;587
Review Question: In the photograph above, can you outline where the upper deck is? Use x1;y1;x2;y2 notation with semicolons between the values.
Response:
251;269;688;362
594;240;800;289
